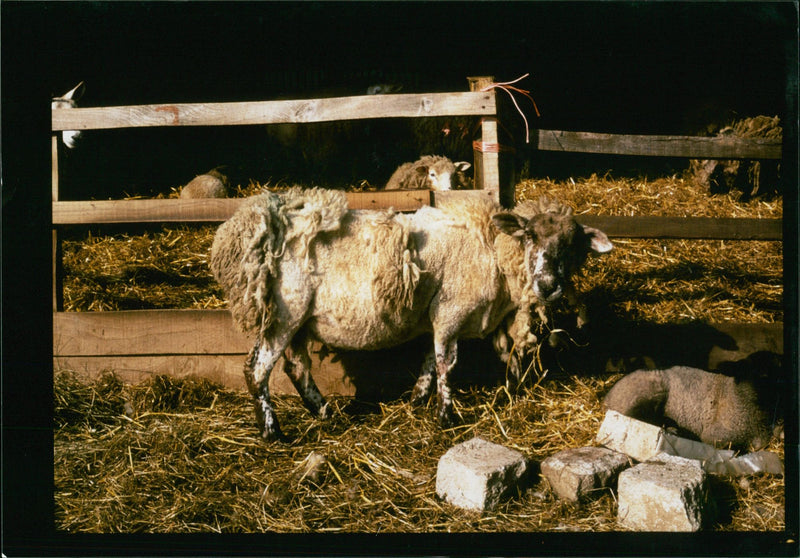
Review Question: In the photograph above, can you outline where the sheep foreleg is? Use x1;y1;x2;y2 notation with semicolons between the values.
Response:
283;334;330;420
434;339;458;428
411;351;437;406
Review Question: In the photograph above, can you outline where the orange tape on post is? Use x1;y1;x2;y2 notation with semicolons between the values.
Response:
472;140;516;154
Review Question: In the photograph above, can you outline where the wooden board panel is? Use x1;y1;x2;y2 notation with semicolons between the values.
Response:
52;198;782;240
51;92;496;131
706;322;784;370
52;191;431;225
535;129;783;160
575;215;783;240
54;310;783;397
54;309;250;356
54;354;355;396
53;310;354;395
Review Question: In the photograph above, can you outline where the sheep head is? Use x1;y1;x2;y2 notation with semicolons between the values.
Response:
492;200;612;305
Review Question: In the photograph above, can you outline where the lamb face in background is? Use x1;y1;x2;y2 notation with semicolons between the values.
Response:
179;168;229;198
52;81;85;149
385;155;472;191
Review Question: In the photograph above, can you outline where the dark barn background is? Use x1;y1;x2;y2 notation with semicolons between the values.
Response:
5;1;798;197
2;2;798;554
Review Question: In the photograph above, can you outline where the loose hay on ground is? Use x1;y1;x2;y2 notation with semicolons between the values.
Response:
54;370;784;532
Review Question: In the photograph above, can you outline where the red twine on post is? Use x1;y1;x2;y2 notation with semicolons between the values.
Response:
472;140;516;154
480;73;541;144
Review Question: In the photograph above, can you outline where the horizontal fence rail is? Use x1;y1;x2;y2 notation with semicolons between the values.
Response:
535;129;783;160
53;197;783;240
51;92;496;130
53;309;784;393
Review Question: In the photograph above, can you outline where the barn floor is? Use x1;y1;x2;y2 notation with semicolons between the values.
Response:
54;174;786;534
54;369;785;533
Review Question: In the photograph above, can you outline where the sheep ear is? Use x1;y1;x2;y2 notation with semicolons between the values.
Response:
63;81;85;102
414;166;430;177
582;225;613;253
492;212;528;238
454;161;472;172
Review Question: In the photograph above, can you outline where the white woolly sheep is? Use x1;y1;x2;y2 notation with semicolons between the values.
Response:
603;364;775;450
210;188;612;441
180;168;229;199
384;155;472;191
52;81;85;149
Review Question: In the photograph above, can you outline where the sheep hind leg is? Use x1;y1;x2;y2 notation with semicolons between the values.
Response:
283;333;330;420
410;350;437;407
243;337;292;442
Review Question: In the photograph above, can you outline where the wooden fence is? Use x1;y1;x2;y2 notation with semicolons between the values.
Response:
52;76;784;394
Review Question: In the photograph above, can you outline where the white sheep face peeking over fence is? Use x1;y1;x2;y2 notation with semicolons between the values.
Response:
385;155;472;191
210;188;612;441
52;82;84;149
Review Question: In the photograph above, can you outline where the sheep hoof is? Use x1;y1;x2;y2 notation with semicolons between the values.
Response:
260;428;290;444
410;386;431;407
437;407;458;429
317;402;332;420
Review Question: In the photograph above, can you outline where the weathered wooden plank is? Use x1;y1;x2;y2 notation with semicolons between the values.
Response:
706;322;783;370
51;92;496;131
52;198;782;240
535;129;783;159
53;354;355;396
468;77;500;201
52;191;430;224
53;309;355;395
576;215;783;240
54;309;250;356
53;309;783;396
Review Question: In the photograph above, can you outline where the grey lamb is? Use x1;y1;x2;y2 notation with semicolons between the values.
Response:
603;365;774;450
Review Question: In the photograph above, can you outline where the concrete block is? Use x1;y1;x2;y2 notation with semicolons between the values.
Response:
648;452;703;470
596;410;666;462
596;410;736;465
436;437;528;512
541;446;631;502
617;460;708;532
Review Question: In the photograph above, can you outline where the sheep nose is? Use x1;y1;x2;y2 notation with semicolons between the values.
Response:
534;279;562;303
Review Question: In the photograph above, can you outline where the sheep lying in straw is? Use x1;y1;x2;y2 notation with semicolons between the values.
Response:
689;115;782;197
385;155;472;191
603;360;779;450
180;168;229;199
210;188;612;441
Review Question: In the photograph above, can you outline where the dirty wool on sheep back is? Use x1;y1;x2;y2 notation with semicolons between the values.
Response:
209;188;349;338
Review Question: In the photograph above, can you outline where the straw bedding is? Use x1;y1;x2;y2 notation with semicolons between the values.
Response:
55;174;784;533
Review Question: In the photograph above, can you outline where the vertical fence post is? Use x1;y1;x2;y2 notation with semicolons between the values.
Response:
52;134;64;312
468;76;500;204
